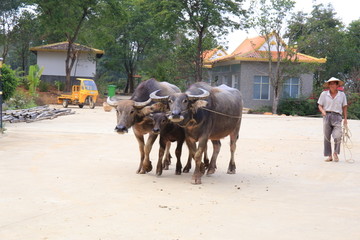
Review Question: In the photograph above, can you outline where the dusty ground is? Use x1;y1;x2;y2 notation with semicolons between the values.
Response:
1;105;359;240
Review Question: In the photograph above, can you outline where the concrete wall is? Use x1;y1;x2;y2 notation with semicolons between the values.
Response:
207;61;315;110
37;51;97;78
40;75;93;84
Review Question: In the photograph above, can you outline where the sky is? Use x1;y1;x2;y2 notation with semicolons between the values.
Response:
226;0;360;53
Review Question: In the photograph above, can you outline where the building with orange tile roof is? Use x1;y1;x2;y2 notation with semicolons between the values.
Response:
202;33;326;109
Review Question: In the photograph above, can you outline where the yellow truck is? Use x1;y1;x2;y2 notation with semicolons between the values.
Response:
57;78;98;109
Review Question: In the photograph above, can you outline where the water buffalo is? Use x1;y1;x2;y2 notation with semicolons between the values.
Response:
150;112;188;176
107;78;180;174
151;82;243;184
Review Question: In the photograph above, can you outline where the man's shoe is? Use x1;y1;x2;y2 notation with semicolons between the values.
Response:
325;157;333;162
333;154;339;162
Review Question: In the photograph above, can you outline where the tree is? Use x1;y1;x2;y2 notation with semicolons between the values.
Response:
345;20;360;93
1;64;18;101
249;0;296;114
9;10;40;74
0;0;24;63
158;0;247;82
85;0;166;93
32;0;98;91
286;3;345;88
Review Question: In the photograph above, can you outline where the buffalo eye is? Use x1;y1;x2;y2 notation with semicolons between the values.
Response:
130;110;135;114
183;99;188;104
168;99;173;104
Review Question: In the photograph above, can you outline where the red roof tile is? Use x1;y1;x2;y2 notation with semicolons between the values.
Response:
203;33;326;67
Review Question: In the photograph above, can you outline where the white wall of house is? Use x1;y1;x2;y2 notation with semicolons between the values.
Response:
37;51;97;77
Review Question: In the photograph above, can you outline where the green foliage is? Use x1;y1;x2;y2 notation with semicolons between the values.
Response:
4;89;36;110
38;81;49;92
1;64;19;101
54;80;64;92
277;98;319;116
347;93;360;120
33;0;98;41
285;3;351;87
27;64;44;96
170;0;248;82
7;10;40;73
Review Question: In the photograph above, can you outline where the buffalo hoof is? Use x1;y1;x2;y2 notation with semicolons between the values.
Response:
156;170;162;176
207;167;216;175
163;163;170;170
191;176;202;185
175;169;181;175
227;169;236;174
183;165;191;173
143;163;153;173
138;169;146;174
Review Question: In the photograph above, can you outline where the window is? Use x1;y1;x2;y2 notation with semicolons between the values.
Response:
221;75;229;85
232;74;240;89
253;76;270;100
283;77;300;98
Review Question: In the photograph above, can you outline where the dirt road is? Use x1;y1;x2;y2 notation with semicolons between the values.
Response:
1;105;359;240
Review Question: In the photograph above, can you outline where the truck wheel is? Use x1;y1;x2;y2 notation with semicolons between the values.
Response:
62;99;69;108
78;104;84;108
89;97;95;109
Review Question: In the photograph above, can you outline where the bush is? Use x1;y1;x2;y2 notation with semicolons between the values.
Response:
27;64;44;96
248;105;272;114
1;64;19;101
278;97;319;116
38;81;50;92
54;80;64;92
4;89;37;110
347;93;360;120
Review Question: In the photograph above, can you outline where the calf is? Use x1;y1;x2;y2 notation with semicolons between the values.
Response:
150;112;188;176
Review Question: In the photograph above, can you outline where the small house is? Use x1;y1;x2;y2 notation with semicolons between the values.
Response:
30;42;104;83
203;33;326;109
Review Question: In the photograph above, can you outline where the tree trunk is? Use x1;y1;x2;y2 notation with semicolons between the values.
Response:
65;50;72;92
195;31;204;82
129;74;135;93
124;73;135;94
272;88;279;114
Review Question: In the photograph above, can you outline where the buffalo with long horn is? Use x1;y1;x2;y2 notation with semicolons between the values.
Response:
151;82;243;184
107;78;180;174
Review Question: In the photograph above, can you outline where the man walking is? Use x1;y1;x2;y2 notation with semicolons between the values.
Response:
317;77;348;162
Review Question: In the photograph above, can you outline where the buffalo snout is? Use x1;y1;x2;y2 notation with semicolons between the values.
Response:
168;112;184;122
152;127;160;134
115;125;128;133
174;110;181;115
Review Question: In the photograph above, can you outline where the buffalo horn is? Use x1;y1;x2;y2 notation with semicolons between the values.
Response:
187;88;209;100
133;98;152;108
149;90;169;102
107;96;121;107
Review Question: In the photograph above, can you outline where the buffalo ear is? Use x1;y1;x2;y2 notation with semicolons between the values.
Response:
191;100;208;113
